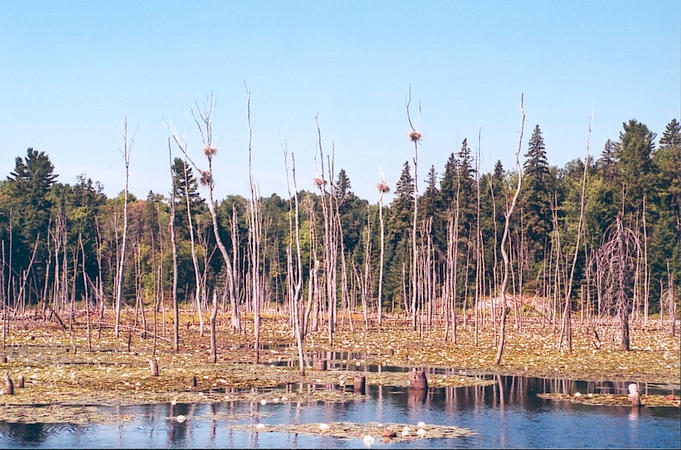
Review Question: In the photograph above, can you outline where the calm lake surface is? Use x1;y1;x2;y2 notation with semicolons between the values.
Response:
0;374;678;448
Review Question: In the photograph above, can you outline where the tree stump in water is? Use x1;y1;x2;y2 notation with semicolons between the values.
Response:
628;383;641;407
17;375;24;389
313;359;327;371
408;369;428;390
149;359;159;377
4;373;13;395
191;376;198;389
354;375;366;394
1;356;7;364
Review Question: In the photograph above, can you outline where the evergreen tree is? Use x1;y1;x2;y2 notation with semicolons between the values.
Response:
171;157;205;238
7;148;58;241
597;139;618;182
385;161;414;306
439;152;457;210
334;169;351;203
422;165;440;219
660;118;681;148
617;119;656;212
456;138;476;229
521;125;553;264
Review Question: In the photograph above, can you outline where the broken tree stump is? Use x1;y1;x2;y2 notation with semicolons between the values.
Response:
628;383;641;407
354;375;366;394
408;369;428;390
191;376;198;389
17;375;24;389
149;359;159;377
1;356;7;363
313;359;327;371
4;373;13;395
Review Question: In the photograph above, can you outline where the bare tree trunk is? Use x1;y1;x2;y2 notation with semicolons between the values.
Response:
166;142;180;352
406;87;421;330
377;172;389;326
79;234;92;351
183;161;204;337
245;89;262;364
210;291;218;363
642;195;649;327
115;117;133;338
495;94;525;366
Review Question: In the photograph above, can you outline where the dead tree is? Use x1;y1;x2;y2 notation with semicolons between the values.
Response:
405;86;422;330
314;117;338;345
284;150;306;375
245;88;263;364
376;171;390;326
115;117;134;338
558;115;591;353
168;142;180;352
595;215;641;350
183;160;204;337
494;93;525;366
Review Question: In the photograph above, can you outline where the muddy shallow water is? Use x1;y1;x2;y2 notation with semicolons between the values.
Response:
0;374;678;448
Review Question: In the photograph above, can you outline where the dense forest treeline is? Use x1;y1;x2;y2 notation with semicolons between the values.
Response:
0;114;679;358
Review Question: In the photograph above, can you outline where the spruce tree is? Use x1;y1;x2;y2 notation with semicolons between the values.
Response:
440;152;458;210
521;125;553;264
334;169;351;203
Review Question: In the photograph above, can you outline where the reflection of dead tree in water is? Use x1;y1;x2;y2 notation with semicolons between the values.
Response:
595;215;641;351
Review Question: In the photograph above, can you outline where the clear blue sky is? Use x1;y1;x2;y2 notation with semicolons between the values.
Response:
1;0;679;201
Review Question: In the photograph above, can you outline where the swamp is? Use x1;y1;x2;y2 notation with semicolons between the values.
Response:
1;63;680;449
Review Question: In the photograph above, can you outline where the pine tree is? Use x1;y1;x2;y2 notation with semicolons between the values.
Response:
7;148;58;241
597;139;618;182
660;118;681;148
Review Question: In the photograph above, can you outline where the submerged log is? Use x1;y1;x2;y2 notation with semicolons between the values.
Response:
408;369;428;390
4;373;13;395
354;375;366;394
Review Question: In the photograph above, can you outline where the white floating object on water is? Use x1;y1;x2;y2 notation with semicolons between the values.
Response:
417;428;426;437
319;423;330;431
401;426;410;436
417;421;426;428
588;393;594;398
175;415;186;423
260;399;267;405
574;392;582;397
171;399;177;405
363;435;375;447
256;423;265;430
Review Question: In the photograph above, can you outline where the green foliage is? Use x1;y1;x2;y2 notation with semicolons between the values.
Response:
521;125;554;264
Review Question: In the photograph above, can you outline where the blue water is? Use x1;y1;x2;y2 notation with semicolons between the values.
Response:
0;375;678;448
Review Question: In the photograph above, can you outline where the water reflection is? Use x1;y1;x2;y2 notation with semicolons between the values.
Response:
0;374;677;448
